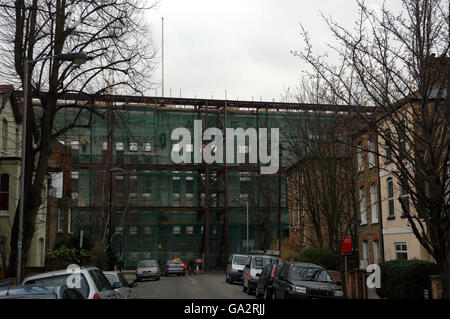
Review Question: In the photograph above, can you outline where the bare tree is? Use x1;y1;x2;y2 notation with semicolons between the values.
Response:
0;0;158;277
293;0;449;298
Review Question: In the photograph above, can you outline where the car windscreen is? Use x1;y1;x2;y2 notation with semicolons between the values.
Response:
137;260;158;268
24;274;90;298
290;267;333;283
251;257;273;269
167;260;182;265
104;273;117;286
89;269;113;291
233;256;247;265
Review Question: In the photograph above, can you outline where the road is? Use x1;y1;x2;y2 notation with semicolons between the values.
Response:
127;272;255;299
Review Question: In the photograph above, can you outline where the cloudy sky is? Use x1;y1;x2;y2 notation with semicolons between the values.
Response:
145;0;400;102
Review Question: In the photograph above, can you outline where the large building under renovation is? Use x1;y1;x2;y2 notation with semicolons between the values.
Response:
50;94;349;269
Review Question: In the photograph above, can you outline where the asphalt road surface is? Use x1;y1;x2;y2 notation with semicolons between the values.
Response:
131;272;255;299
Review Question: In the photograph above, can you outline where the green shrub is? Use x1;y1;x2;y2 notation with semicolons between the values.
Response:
376;259;439;299
46;245;90;263
298;247;339;270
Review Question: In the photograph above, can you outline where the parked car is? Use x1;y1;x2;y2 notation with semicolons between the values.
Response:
136;259;161;281
104;271;137;299
0;285;84;299
23;266;117;299
255;263;281;299
163;260;186;276
226;254;248;284
272;262;344;299
242;255;282;295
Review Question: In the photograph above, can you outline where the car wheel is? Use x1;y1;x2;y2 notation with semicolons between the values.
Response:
182;273;186;276
229;278;233;285
136;277;141;282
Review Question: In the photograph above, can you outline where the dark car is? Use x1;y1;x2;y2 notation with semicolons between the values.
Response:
163;259;186;276
0;285;84;299
243;255;282;295
255;263;281;299
273;262;344;299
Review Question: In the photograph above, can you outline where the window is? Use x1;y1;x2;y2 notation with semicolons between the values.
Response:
385;130;392;162
357;143;364;172
373;241;380;264
116;142;124;151
115;226;123;235
57;208;64;232
102;142;108;150
71;140;79;150
129;226;138;235
2;119;7;151
368;139;376;168
186;226;194;235
71;172;79;200
15;128;19;150
172;176;180;196
0;174;9;212
143;143;152;152
129;143;138;152
143;226;152;235
370;184;378;223
362;241;369;267
359;187;367;225
387;177;395;219
173;226;181;234
400;175;410;217
395;243;408;260
68;208;73;233
186;176;194;198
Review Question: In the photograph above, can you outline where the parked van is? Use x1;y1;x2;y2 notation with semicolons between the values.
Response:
225;254;248;284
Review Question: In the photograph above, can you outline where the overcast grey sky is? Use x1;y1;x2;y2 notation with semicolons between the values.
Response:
145;0;401;101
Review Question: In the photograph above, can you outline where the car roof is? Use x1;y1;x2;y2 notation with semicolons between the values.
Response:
0;285;62;296
23;266;100;282
288;262;324;268
232;254;249;258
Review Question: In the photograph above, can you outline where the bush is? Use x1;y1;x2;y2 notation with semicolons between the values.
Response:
376;259;439;299
46;245;90;263
298;247;339;270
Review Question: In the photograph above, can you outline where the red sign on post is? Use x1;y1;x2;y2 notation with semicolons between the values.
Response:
341;237;352;256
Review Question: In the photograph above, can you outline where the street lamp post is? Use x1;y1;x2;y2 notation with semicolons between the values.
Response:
17;52;92;284
108;167;126;271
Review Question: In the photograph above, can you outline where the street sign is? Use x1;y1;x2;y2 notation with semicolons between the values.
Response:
195;259;202;263
341;237;352;256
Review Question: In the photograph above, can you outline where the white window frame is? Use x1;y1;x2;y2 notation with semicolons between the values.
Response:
370;184;378;223
144;142;152;152
395;242;408;260
373;241;380;264
357;143;364;172
173;226;181;234
186;226;194;235
129;142;138;152
368;139;376;168
71;140;80;150
359;187;367;225
116;142;124;151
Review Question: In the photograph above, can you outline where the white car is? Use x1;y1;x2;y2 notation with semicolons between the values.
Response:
104;271;137;299
136;260;161;281
23;266;117;299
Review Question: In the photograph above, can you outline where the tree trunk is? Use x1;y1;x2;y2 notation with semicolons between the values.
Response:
438;256;450;299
